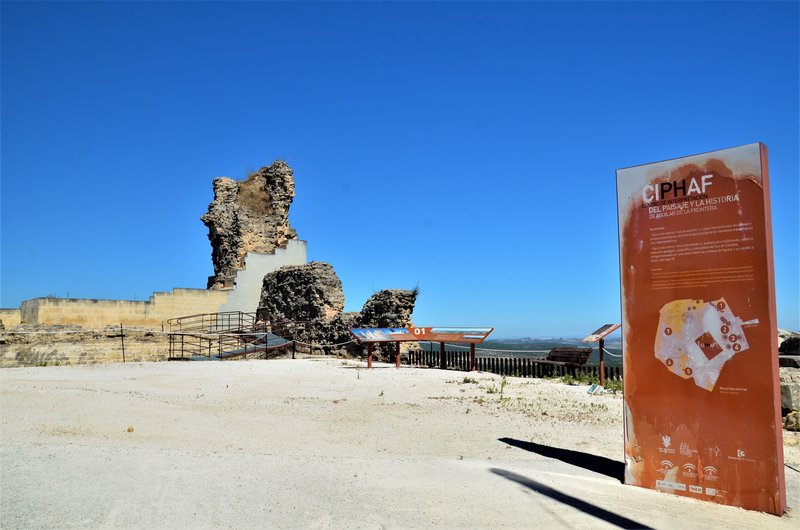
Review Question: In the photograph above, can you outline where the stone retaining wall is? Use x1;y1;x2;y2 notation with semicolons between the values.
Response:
0;328;170;367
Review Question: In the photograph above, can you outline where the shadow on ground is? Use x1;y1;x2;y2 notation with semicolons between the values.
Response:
490;468;652;529
338;365;398;370
499;437;624;482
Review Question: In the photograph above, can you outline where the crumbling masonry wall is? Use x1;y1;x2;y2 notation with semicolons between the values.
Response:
202;161;299;290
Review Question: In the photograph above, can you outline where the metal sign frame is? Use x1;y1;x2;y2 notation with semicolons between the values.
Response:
350;326;494;370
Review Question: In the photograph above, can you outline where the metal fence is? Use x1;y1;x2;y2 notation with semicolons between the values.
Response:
405;349;622;381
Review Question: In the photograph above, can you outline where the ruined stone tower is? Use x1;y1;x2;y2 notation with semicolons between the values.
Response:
201;161;301;290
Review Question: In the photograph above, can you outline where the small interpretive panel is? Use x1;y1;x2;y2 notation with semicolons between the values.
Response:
350;328;417;343
616;143;785;514
351;327;493;344
582;323;621;343
406;327;493;343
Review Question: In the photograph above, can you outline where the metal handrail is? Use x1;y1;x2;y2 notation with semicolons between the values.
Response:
167;311;286;360
167;313;324;360
167;311;257;333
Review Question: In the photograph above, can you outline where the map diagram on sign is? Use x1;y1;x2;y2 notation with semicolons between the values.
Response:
654;298;758;391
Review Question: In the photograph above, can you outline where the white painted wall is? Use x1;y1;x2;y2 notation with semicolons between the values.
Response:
219;239;307;313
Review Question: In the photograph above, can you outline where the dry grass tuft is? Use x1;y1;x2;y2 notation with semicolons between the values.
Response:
237;172;271;215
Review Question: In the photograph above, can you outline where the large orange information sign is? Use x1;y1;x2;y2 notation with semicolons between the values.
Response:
616;143;785;514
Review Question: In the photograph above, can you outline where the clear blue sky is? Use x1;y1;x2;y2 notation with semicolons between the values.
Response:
2;1;798;338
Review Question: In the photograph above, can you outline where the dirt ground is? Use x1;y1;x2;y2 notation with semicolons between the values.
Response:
1;358;797;529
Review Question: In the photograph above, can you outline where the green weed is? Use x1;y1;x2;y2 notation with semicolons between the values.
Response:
559;372;623;392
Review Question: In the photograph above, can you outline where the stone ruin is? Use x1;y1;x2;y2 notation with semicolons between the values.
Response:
257;262;345;323
202;160;418;357
359;288;418;329
0;159;417;364
256;262;417;358
202;161;299;289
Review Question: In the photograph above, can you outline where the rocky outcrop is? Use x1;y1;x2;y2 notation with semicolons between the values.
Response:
256;263;417;357
256;262;352;352
201;161;298;289
358;288;418;359
779;336;799;355
257;262;344;323
359;288;418;329
784;411;800;432
779;333;800;372
781;366;800;403
781;366;800;430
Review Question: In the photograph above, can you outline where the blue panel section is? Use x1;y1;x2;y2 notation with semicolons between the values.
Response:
350;328;414;343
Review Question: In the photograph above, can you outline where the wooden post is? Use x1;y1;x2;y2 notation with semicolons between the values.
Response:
598;338;605;386
439;342;446;370
367;343;373;369
292;340;296;360
470;343;476;372
395;341;401;368
120;323;126;363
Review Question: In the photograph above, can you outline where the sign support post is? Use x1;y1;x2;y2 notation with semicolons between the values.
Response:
582;324;620;388
470;343;476;372
598;338;605;386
